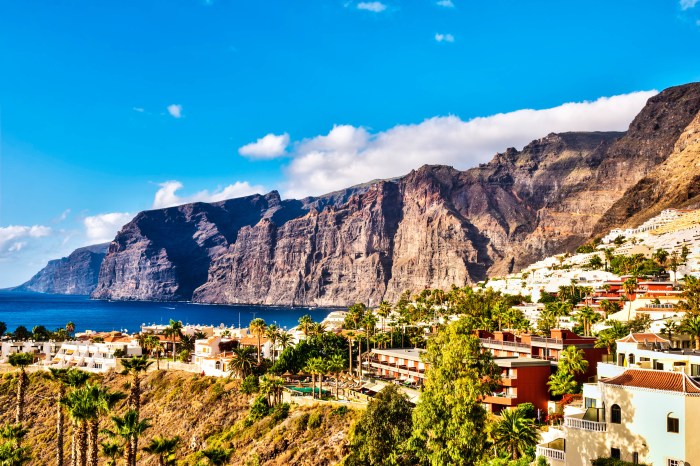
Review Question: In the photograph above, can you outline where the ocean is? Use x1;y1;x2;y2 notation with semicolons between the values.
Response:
0;291;332;334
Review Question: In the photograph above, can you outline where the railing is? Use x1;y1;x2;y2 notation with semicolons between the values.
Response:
479;338;530;349
565;416;607;432
369;360;425;378
536;445;565;461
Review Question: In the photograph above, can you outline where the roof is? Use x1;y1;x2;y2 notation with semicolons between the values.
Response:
238;336;269;346
494;357;551;368
602;369;700;395
617;333;670;344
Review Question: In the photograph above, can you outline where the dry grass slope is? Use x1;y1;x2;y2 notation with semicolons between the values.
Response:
0;370;359;465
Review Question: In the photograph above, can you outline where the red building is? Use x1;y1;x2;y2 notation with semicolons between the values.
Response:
484;357;551;414
476;329;605;383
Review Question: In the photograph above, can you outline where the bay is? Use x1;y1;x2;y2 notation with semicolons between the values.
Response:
0;291;332;334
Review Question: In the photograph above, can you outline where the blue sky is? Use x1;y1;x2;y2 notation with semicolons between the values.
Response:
1;0;700;287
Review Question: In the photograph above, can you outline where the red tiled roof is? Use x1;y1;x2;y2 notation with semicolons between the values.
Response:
617;333;669;344
603;369;700;394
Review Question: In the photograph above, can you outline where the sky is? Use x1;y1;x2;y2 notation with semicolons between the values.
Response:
1;0;700;287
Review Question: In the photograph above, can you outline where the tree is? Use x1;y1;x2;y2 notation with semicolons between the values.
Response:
163;319;183;362
678;275;700;314
298;314;314;338
66;322;76;337
100;441;122;466
265;324;281;363
411;318;501;465
304;356;325;399
61;387;92;466
346;385;413;465
228;346;255;379
249;318;267;364
63;370;90;466
574;306;600;337
0;321;6;338
548;346;588;395
142;436;180;466
278;331;293;351
599;299;621;318
587;255;604;270
85;384;125;466
653;248;669;269
0;423;31;466
144;335;164;370
259;375;284;407
623;277;638;321
105;410;151;466
325;353;346;399
491;408;538;460
8;352;33;424
377;301;392;333
120;355;152;415
201;447;232;465
13;326;30;341
682;314;700;350
48;368;71;466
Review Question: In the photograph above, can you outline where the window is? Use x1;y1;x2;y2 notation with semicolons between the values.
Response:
667;413;680;433
629;354;636;365
611;448;621;459
585;397;597;409
611;404;621;424
692;364;700;377
668;460;683;466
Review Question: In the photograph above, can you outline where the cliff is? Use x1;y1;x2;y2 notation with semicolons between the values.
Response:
16;243;108;295
89;82;700;306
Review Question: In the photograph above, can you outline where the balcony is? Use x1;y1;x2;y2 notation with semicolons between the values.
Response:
530;336;564;349
479;338;530;351
564;416;607;432
536;445;565;462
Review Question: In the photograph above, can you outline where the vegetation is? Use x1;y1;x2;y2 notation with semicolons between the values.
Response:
547;346;588;396
490;408;538;460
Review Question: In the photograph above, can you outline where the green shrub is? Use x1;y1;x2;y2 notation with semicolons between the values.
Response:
271;403;290;422
332;405;349;417
248;395;271;421
294;412;310;432
241;375;259;395
516;402;536;419
307;411;323;429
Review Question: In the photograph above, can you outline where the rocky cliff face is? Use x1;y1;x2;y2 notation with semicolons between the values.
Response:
84;82;700;306
17;243;108;295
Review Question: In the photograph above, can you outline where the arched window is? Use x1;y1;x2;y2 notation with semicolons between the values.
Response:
667;413;680;433
611;404;621;424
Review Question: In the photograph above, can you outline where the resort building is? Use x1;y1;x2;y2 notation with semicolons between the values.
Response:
367;348;426;385
476;329;605;383
50;336;143;372
541;369;700;465
0;340;57;364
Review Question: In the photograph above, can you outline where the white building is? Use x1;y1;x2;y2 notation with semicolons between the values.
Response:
0;340;56;364
50;337;142;373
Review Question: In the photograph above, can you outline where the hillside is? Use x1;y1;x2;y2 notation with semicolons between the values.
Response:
0;369;358;465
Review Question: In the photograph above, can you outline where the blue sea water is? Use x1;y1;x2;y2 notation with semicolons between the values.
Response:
0;291;332;334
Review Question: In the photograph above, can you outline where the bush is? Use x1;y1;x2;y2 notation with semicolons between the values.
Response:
271;403;290;422
307;411;323;429
332;405;348;417
516;402;535;419
591;459;648;466
248;395;271;421
241;375;259;395
294;412;310;432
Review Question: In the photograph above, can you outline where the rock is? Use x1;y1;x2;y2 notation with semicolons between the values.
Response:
16;243;109;295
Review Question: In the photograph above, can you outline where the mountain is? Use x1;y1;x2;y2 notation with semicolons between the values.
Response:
16;243;109;295
29;82;700;306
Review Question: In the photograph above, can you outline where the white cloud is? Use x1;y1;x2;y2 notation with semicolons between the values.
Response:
83;213;133;243
133;107;145;113
238;133;290;159
152;181;266;209
436;0;454;7
681;0;699;9
167;104;183;118
435;33;455;42
280;90;657;198
56;209;71;222
357;2;386;12
0;225;52;254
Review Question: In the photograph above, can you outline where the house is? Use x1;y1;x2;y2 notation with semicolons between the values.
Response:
541;369;700;465
0;340;57;364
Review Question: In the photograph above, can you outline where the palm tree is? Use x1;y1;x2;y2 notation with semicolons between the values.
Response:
86;385;125;466
249;318;267;364
558;345;589;375
100;441;122;466
228;346;255;379
259;375;284;407
574;306;600;337
682;314;700;350
201;447;232;465
66;322;76;338
142;436;180;466
120;355;153;415
105;410;151;466
599;299;620;318
325;353;346;399
304;356;325;399
308;322;327;337
163;319;183;362
265;324;280;363
63;370;90;466
662;320;680;347
48;368;71;466
277;331;293;351
346;332;356;376
62;387;92;466
0;423;31;466
298;315;314;339
8;352;34;424
491;408;538;459
143;335;163;370
377;301;391;333
623;277;638;321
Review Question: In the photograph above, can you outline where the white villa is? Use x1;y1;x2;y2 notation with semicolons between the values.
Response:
50;336;142;372
0;340;57;363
